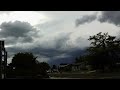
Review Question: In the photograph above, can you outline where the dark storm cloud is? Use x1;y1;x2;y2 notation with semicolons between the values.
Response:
6;45;66;63
6;32;72;58
21;36;33;43
0;21;36;37
29;33;73;59
34;34;88;65
99;11;120;26
3;22;74;64
10;35;87;65
48;48;86;65
6;31;87;65
75;11;120;27
0;21;38;44
6;44;86;65
75;14;97;27
4;37;17;44
4;36;33;45
2;19;89;65
54;32;72;49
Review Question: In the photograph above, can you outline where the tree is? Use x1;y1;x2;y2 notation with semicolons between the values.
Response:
75;57;79;63
35;62;50;78
75;56;87;63
51;65;58;72
87;32;120;71
11;52;37;68
8;52;49;78
10;52;37;77
38;62;50;71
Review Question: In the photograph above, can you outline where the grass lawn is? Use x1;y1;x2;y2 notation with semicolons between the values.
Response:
48;71;120;79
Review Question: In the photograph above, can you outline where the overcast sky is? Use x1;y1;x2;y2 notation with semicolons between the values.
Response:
0;11;120;65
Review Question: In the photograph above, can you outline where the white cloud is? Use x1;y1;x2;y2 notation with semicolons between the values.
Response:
0;11;49;26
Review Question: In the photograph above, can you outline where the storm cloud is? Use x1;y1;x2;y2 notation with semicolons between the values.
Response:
75;14;97;27
99;11;120;26
0;21;38;44
75;11;120;27
6;41;86;65
1;11;112;65
5;28;87;65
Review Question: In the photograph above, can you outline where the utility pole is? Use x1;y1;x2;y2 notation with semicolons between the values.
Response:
0;41;7;79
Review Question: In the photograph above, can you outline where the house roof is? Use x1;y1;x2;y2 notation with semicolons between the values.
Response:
71;62;85;66
59;64;69;67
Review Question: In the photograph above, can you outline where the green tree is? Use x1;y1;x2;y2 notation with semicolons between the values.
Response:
38;62;50;71
87;32;120;71
9;52;49;78
11;52;37;68
35;62;50;78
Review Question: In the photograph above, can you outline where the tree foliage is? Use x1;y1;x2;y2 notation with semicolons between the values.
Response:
75;32;120;72
12;52;37;69
7;52;50;78
87;32;120;71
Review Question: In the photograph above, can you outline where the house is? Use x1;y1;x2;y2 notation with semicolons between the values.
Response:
59;63;69;68
71;62;87;71
68;62;87;71
58;63;71;72
71;63;81;71
57;62;87;72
